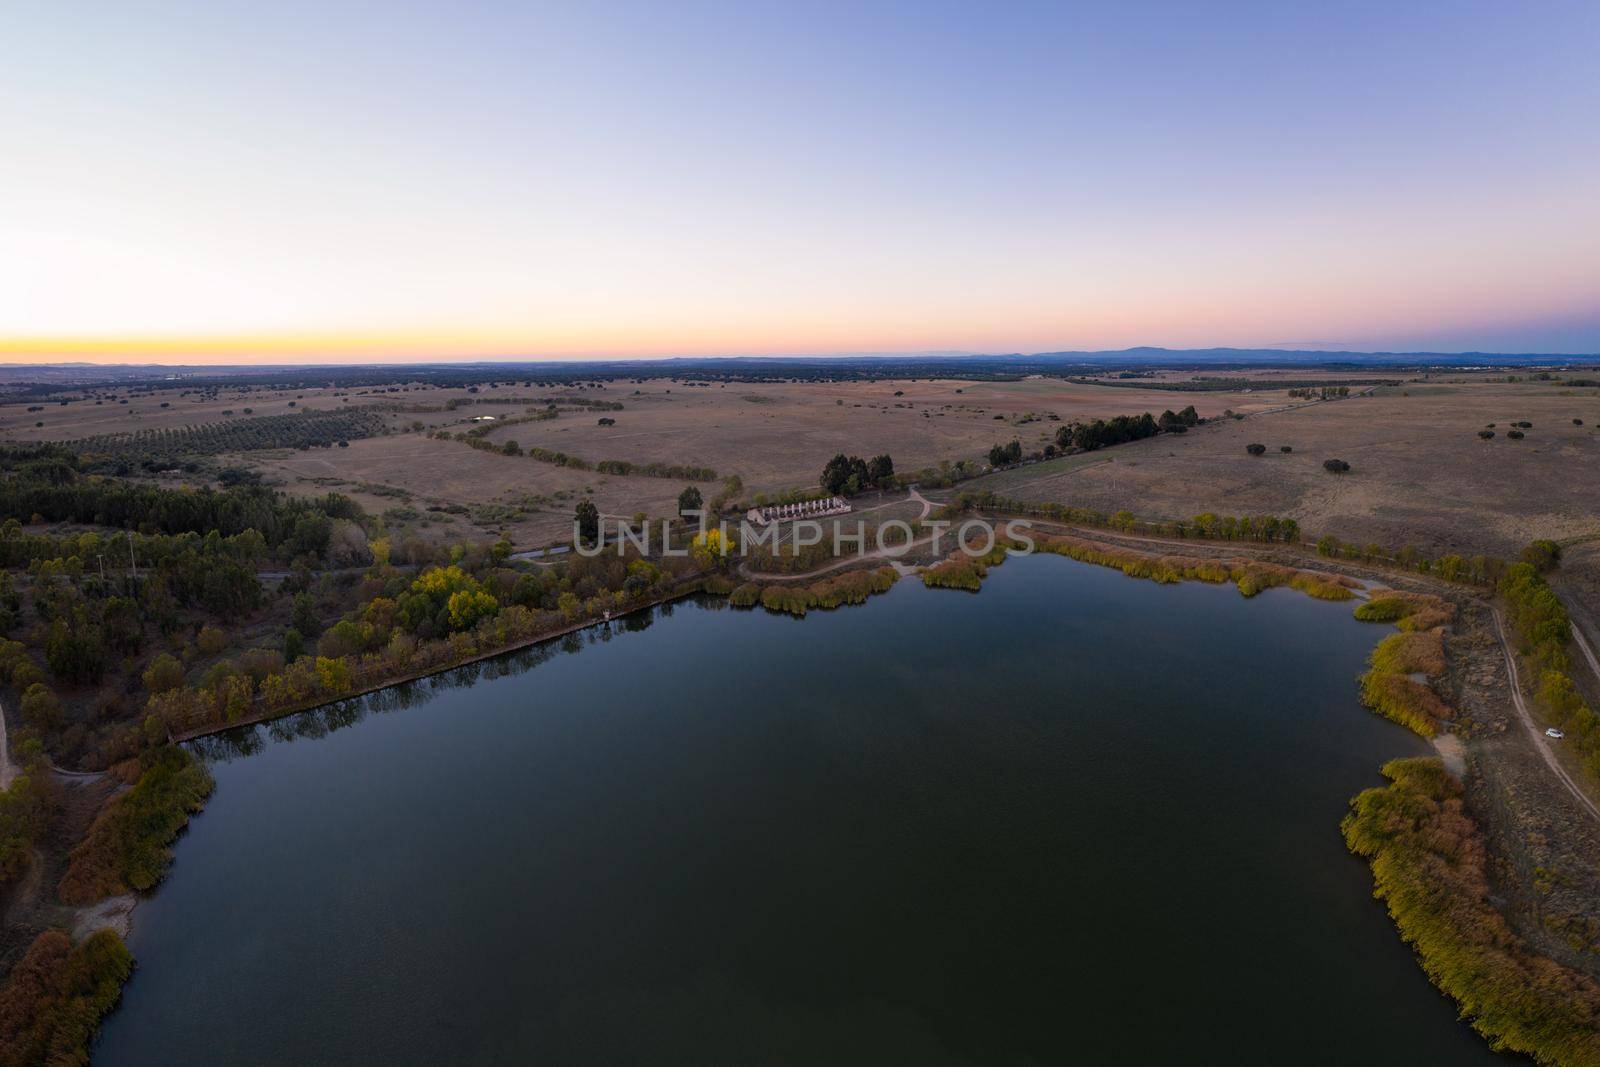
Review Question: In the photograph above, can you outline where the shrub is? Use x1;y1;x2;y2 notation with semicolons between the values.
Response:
1322;458;1351;473
195;625;229;656
19;683;62;730
1477;430;1494;439
1246;443;1266;456
141;653;185;694
1520;539;1561;572
0;928;133;1067
57;746;214;904
1343;758;1600;1064
1507;430;1524;440
1279;445;1292;452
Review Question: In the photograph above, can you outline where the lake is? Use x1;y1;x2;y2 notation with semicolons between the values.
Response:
94;555;1508;1064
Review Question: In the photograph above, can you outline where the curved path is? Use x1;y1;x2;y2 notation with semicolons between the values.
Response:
1492;608;1600;825
1570;621;1600;687
737;489;935;582
0;701;14;790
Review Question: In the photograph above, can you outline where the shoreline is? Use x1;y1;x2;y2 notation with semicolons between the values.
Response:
52;524;1600;1064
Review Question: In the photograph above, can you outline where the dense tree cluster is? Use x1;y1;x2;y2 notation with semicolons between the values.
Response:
986;441;1022;467
819;453;894;495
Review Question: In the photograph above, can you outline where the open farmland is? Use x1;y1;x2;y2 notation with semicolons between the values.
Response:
468;376;1281;494
960;377;1600;555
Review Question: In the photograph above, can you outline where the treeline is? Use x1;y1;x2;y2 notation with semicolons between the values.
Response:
1343;758;1600;1065
59;408;386;460
1072;377;1395;392
594;459;718;481
435;430;718;480
1288;385;1352;400
1500;559;1600;779
1057;407;1197;451
1316;536;1506;587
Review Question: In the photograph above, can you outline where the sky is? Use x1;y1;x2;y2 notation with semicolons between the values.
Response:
2;0;1598;363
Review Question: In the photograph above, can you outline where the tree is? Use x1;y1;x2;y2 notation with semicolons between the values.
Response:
1520;540;1561;573
291;593;322;637
987;440;1022;466
1478;430;1494;439
1246;443;1266;456
1279;445;1293;452
20;683;62;729
1323;458;1351;473
142;653;184;694
867;454;894;485
575;499;600;544
677;486;703;518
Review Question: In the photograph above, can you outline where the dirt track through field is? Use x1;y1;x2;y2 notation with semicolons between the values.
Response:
0;701;14;790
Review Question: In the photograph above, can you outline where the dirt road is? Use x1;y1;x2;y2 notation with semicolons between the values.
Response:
0;701;14;790
1492;608;1600;825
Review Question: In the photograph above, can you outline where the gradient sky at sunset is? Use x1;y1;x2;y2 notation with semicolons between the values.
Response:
3;1;1598;362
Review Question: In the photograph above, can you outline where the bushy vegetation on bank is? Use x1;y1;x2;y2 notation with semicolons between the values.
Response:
741;567;897;616
1352;601;1456;738
1500;561;1600;779
0;928;132;1067
56;746;214;905
1343;758;1600;1065
0;741;50;891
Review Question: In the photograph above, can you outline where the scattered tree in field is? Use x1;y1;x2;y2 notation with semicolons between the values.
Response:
1246;443;1266;456
1280;445;1292;452
597;417;615;426
1507;430;1525;440
575;499;600;543
677;486;703;517
1478;430;1494;439
1323;458;1351;473
1574;418;1584;426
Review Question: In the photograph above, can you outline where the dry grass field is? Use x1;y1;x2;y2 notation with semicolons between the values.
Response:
964;378;1600;555
5;369;1596;558
469;376;1279;490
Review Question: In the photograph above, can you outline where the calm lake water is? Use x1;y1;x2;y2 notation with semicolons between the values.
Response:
95;555;1509;1065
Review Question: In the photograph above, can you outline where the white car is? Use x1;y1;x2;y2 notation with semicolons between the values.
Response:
1546;728;1566;740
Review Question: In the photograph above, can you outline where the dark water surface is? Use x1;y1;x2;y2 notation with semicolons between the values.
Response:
95;556;1507;1065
